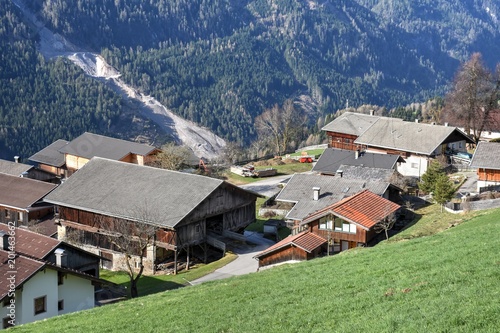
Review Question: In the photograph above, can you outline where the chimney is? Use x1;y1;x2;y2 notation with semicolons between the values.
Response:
369;109;374;116
313;187;321;201
14;156;19;163
445;122;449;127
0;231;8;251
415;119;419;123
336;170;343;178
355;149;360;159
54;248;67;267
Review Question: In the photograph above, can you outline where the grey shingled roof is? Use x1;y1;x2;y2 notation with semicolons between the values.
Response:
44;157;226;228
470;141;500;169
312;148;401;175
275;173;390;221
337;165;396;182
355;119;471;155
321;112;388;136
59;132;157;160
29;139;69;167
0;159;33;176
0;173;57;209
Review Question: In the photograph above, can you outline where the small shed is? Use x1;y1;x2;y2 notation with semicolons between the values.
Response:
254;231;327;268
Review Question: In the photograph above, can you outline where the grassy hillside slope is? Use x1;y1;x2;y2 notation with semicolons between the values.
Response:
14;208;500;332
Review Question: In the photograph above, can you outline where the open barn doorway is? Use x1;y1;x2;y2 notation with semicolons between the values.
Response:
206;214;224;234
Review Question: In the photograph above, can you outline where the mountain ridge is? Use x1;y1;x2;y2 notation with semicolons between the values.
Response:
1;0;499;158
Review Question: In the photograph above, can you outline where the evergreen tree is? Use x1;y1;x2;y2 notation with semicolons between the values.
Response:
419;160;446;194
433;173;456;211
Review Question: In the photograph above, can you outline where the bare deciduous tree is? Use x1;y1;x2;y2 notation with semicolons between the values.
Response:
255;99;306;156
99;205;158;298
150;142;192;171
443;53;500;143
374;213;396;239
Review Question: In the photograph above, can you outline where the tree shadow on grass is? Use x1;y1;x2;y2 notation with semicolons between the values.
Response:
136;276;185;297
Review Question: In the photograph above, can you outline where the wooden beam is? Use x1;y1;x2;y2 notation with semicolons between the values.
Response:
186;246;190;271
174;249;178;275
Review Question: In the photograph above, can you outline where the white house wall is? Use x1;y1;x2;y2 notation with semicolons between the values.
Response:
17;269;58;325
57;273;94;315
1;268;95;329
397;155;429;178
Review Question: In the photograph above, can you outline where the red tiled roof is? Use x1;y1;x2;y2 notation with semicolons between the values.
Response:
0;250;45;300
254;231;327;258
302;189;400;230
0;224;61;259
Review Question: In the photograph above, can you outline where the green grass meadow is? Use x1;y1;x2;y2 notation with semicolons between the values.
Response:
13;206;500;332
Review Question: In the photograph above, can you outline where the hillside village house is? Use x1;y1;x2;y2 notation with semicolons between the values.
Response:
254;231;327;268
255;190;400;268
29;132;160;178
0;159;33;177
0;174;56;226
322;112;474;178
44;157;260;275
300;189;401;252
0;224;101;277
470;141;500;192
0;227;108;329
274;173;400;233
312;148;404;176
28;139;69;179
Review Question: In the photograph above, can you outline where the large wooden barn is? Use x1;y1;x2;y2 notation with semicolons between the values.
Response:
44;157;259;275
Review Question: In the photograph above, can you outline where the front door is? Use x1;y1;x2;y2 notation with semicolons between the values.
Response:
341;241;349;251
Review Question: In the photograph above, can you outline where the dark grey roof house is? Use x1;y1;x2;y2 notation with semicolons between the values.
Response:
29;133;161;178
44;157;259;274
0;159;33;177
322;111;474;177
275;173;396;224
312;148;403;175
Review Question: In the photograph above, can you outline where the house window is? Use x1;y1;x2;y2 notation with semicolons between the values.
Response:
334;220;356;234
459;142;462;149
411;163;419;169
3;296;13;307
334;219;342;231
58;300;64;311
3;317;14;329
34;296;46;315
195;224;201;233
319;217;333;230
58;272;65;285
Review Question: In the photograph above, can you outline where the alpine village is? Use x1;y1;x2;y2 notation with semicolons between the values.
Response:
1;1;500;332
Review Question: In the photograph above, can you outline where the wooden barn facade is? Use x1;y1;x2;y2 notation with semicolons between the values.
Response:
45;157;259;275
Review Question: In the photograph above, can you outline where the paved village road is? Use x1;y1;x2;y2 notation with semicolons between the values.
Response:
190;175;296;285
238;174;291;198
190;232;275;285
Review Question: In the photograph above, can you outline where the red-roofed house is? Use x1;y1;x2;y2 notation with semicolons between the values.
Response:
0;227;110;328
254;231;327;268
301;190;401;252
0;224;101;277
0;250;107;329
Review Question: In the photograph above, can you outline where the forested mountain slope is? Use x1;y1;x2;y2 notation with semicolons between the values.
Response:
2;0;500;157
0;1;122;160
